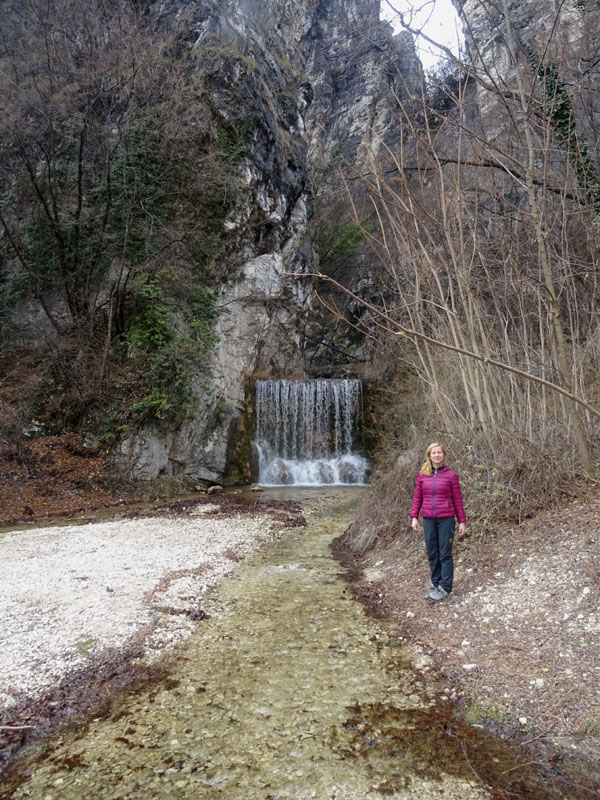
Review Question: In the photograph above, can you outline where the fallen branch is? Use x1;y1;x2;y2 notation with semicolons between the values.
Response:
499;760;546;776
0;725;35;730
461;738;484;784
520;725;555;746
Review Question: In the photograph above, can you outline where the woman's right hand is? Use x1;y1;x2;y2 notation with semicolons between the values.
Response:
411;517;419;532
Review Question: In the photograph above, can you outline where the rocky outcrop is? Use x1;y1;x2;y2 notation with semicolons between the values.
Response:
119;0;422;480
303;0;420;164
455;0;600;141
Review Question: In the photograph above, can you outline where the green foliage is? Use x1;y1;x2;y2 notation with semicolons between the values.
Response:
9;107;241;436
124;274;217;427
0;0;255;441
314;219;370;267
185;282;219;349
103;131;173;264
3;272;34;304
94;401;125;447
20;128;176;318
214;122;251;161
0;272;31;344
127;277;172;351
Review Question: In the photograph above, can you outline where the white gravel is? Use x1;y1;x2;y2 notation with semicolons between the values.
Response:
0;509;284;710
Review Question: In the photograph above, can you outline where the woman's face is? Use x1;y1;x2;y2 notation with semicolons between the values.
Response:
429;446;445;468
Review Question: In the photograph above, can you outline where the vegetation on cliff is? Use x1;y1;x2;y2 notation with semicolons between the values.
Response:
0;0;248;446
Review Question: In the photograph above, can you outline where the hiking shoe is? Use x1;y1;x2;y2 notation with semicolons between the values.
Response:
426;587;444;601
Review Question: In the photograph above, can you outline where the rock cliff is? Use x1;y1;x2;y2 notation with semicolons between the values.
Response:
119;0;421;480
456;0;600;142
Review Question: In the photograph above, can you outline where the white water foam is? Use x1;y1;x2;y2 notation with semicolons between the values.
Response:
255;379;368;486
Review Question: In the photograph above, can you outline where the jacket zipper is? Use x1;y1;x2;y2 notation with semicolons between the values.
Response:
432;468;438;517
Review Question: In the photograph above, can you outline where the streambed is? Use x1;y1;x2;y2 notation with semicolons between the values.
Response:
5;490;554;799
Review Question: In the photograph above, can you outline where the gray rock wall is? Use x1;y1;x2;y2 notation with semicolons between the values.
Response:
141;0;596;484
456;0;600;142
118;0;422;480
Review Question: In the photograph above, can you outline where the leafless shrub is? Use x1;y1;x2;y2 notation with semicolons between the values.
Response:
312;3;600;555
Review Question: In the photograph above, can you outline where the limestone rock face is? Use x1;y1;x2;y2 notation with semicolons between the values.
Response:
119;0;599;481
118;0;420;480
303;2;419;165
456;0;600;140
457;0;592;60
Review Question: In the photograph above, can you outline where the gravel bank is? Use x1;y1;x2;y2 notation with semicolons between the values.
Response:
1;502;295;711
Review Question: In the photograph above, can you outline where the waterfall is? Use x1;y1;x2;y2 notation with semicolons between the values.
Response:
255;379;369;486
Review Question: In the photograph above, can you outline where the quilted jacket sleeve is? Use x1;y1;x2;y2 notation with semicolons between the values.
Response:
450;472;467;523
410;473;423;519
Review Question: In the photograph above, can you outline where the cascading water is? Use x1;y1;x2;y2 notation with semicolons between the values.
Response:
255;379;369;486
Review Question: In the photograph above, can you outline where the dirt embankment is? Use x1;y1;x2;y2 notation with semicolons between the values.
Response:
333;492;600;780
0;433;151;527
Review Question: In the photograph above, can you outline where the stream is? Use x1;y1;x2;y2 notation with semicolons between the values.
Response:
4;489;561;799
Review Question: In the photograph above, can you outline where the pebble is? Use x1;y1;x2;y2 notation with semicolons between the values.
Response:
0;511;287;709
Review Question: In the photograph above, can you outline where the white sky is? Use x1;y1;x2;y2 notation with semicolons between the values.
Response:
380;0;463;71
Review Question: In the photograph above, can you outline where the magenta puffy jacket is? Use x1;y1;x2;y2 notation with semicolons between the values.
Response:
410;465;466;523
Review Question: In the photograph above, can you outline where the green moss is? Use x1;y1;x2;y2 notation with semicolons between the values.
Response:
74;638;96;656
465;700;508;725
224;374;258;485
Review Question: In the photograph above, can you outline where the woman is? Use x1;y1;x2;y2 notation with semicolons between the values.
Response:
410;442;466;602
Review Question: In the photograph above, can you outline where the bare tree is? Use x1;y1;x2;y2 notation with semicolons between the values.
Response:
0;0;246;430
301;0;600;480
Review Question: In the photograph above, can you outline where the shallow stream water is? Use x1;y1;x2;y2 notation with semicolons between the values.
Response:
5;490;560;799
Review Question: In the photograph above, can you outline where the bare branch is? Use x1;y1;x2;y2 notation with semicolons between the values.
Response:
286;271;600;421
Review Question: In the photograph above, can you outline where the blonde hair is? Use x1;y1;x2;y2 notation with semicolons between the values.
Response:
419;442;446;476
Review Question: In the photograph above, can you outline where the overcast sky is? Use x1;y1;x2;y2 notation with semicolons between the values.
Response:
380;0;463;71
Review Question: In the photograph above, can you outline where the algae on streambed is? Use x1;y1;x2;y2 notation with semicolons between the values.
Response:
2;490;571;799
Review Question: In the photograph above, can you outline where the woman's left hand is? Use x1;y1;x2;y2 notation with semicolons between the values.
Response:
458;523;465;537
